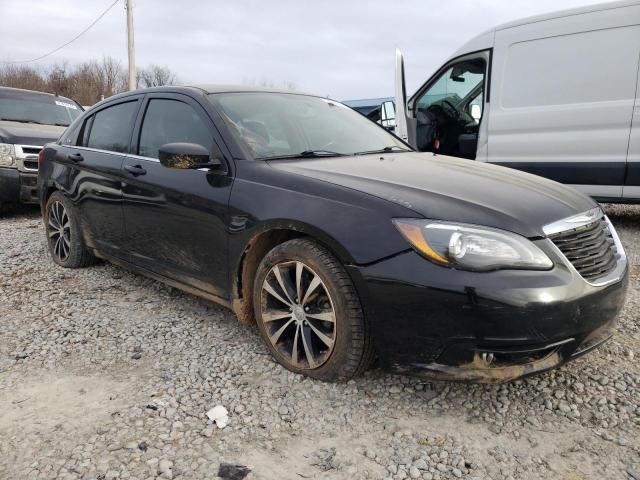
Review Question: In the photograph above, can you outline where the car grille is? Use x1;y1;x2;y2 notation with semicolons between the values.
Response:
15;145;42;173
549;218;619;282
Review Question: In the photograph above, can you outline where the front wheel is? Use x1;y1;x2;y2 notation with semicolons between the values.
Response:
45;191;96;268
253;239;373;382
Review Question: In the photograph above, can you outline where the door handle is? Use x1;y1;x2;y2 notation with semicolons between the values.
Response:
124;164;147;176
67;153;83;162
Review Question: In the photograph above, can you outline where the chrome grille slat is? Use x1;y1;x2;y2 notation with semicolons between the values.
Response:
564;238;614;260
570;250;615;268
15;144;43;173
549;218;619;282
554;228;608;249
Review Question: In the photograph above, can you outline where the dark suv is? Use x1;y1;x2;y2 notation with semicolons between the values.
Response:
38;86;628;382
0;87;82;211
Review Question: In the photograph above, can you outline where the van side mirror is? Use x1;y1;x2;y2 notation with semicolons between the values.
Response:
158;143;223;170
469;104;482;121
380;100;396;130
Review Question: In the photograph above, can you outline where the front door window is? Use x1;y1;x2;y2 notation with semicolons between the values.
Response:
413;58;486;158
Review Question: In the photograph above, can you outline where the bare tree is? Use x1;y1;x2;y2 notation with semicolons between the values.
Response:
45;62;73;98
73;60;106;106
100;56;128;98
0;65;47;92
0;57;178;106
138;65;178;88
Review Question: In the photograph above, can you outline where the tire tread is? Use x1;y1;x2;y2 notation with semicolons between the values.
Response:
46;191;97;268
254;238;374;381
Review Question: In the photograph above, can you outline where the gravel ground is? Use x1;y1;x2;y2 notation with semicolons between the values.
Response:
0;204;638;480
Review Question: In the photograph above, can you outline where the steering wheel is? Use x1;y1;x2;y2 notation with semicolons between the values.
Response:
440;100;461;121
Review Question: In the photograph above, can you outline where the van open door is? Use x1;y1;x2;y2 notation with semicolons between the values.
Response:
394;49;410;143
400;50;490;159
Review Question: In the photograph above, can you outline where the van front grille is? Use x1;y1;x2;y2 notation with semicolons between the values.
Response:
548;219;619;282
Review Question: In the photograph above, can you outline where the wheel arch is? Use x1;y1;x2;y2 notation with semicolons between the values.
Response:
231;220;355;324
40;182;64;215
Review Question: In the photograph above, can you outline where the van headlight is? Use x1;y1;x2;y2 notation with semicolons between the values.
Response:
0;143;16;167
393;219;553;272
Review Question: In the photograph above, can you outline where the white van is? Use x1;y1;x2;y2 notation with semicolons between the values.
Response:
393;0;640;202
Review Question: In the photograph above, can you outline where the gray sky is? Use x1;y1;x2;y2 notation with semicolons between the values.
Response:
2;0;613;100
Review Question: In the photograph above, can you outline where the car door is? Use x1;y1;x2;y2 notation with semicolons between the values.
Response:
120;93;233;297
56;97;141;253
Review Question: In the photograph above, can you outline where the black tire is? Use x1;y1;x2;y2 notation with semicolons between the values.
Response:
45;191;97;268
253;238;374;382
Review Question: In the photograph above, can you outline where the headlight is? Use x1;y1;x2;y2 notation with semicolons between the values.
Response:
0;143;16;167
393;219;553;272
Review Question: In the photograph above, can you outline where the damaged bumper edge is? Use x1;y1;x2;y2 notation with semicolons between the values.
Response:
391;328;614;384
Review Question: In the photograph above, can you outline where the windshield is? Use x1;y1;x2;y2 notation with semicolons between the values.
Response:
0;91;82;127
208;92;409;159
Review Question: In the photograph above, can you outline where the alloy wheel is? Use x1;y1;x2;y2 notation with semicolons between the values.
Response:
48;201;71;261
260;260;337;369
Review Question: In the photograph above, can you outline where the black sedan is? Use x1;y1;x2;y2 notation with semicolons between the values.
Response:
38;86;629;382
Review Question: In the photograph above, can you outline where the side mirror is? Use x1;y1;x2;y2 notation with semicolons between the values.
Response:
158;143;223;170
470;104;482;121
380;100;396;130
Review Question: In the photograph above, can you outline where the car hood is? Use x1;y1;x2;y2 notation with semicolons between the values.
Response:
0;121;66;146
268;152;597;238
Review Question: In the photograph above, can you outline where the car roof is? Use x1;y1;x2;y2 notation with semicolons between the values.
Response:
88;85;336;113
451;0;639;59
0;85;76;102
493;0;638;32
100;84;325;101
186;84;321;96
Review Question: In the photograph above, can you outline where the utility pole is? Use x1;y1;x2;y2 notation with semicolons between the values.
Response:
126;0;136;91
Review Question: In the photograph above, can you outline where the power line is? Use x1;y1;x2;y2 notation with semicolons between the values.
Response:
3;0;120;64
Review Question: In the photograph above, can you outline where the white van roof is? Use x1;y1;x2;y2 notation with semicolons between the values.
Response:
494;0;639;31
451;0;640;57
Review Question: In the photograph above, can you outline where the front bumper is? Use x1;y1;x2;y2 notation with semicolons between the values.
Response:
349;243;629;383
0;167;38;204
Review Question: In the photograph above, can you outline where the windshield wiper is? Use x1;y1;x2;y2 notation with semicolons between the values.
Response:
258;150;347;160
299;150;346;157
354;146;412;155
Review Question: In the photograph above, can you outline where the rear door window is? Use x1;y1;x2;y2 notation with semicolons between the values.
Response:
87;101;139;153
138;99;213;159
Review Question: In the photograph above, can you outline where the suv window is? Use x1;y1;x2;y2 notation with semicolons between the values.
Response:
87;101;138;153
139;99;213;159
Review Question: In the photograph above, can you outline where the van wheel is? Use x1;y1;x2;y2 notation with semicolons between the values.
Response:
253;239;374;382
45;191;96;268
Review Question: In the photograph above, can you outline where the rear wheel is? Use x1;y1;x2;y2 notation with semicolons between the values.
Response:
45;191;96;268
253;239;373;381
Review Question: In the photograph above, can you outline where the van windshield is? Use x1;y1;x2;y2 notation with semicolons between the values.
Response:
0;90;82;127
208;92;410;159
